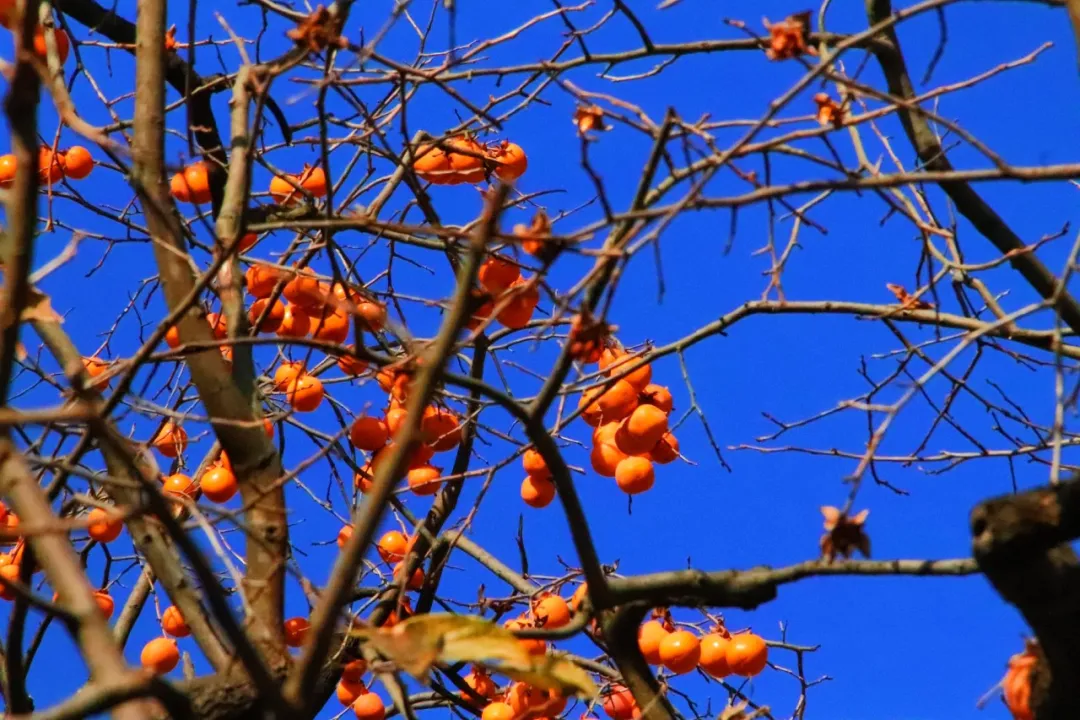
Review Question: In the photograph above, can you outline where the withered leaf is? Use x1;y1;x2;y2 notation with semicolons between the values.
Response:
349;613;597;697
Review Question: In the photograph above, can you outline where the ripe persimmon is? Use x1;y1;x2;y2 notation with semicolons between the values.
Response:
638;620;670;665
504;616;546;656
569;583;589;612
356;299;387;332
496;295;536;329
481;702;515;720
248;298;286;333
447;136;485;183
273;361;305;391
336;679;365;706
164;324;181;348
490;140;528;182
276;304;311;338
0;154;16;187
141;638;180;674
337;348;369;376
162;473;196;498
180;163;211;204
640;384;673;413
659;629;700;674
616;405;668;455
350;415;389;451
81;356;111;391
601;686;639;720
479;255;520;295
33;27;70;65
206;312;228;340
312;307;350;343
579;388;604;426
393;561;425;590
354;469;374;493
385;407;408;437
60;146;93;179
152;422;187;458
237;232;258;252
412;143;453;183
284;616;310;647
533;595;570;629
299;166;328;197
461;667;496;704
245;264;286;299
169;171;192;202
597;380;639;421
698;632;732;678
726;632;768;677
341;658;367;683
352;692;386;720
1003;643;1038;720
521;475;555;508
615;456;654;494
421;406;461;451
650;432;679;464
286;375;324;412
591;439;628;479
37;146;64;183
200;466;237;503
337;525;353;550
161;605;190;638
522;448;550;479
93;590;115;619
87;507;122;543
376;530;409;564
283;272;327;310
507;682;546;715
0;564;19;600
407;465;442;496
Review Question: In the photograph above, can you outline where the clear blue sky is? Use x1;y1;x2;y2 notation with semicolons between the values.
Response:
3;1;1079;718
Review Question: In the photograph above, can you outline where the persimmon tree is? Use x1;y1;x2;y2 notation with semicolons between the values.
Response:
0;0;1077;719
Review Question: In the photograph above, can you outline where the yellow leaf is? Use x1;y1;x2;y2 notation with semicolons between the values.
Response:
20;287;62;324
349;613;597;697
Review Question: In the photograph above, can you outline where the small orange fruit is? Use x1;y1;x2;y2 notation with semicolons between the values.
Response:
200;466;237;503
336;679;365;706
393;561;425;591
277;304;311;338
141;638;179;674
659;629;700;675
490;141;528;182
32;27;71;65
504;616;546;656
248;298;286;333
337;348;369;376
522;448;550;479
0;154;16;187
478;255;520;294
60;146;93;179
286;375;324;412
93;590;115;619
597;380;639;421
420;406;461;451
351;691;385;720
273;361;305;391
649;432;679;464
350;416;389;452
87;507;123;543
726;632;768;677
284;616;310;647
533;595;570;629
615;456;654;494
640;384;673;413
699;632;732;678
407;465;442;496
151;422;187;458
481;702;515;720
601;686;639;720
638;620;670;665
461;667;496;705
337;525;353;549
245;264;287;299
376;530;409;564
162;606;190;638
162;473;196;498
181;163;212;204
0;564;19;600
341;658;367;682
521;475;555;508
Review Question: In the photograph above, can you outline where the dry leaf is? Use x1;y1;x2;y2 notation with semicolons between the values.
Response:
349;613;597;697
286;6;348;52
819;506;870;562
763;12;816;61
886;283;933;310
573;105;607;135
20;286;62;324
813;92;844;128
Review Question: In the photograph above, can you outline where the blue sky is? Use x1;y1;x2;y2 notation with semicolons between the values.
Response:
3;1;1079;718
